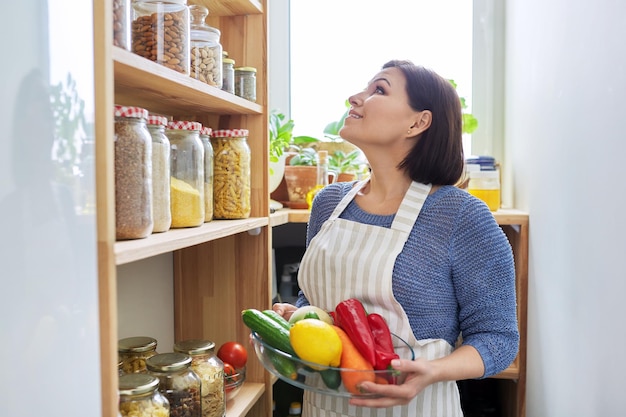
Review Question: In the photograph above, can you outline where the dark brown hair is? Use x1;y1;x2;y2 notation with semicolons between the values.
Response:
383;60;464;185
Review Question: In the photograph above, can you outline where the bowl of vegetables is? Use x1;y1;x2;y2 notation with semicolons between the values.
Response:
224;366;246;402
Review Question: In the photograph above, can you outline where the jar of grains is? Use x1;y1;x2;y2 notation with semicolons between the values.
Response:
167;120;205;228
113;0;131;50
147;353;202;417
132;0;190;75
234;67;257;102
199;127;214;222
222;58;235;94
189;4;222;87
147;115;172;233
173;340;225;417
119;336;159;374
119;373;170;417
113;105;153;240
210;129;251;219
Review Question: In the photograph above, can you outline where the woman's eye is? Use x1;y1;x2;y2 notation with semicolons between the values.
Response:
374;86;385;94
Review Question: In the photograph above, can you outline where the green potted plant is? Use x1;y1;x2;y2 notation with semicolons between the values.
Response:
327;149;366;182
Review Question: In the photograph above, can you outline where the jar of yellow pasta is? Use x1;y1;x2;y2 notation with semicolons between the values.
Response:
210;129;251;219
118;336;159;374
119;373;170;417
167;120;205;228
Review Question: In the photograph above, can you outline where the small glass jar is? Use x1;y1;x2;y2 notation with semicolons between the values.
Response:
147;115;172;233
132;0;190;75
167;120;205;228
190;4;223;87
222;58;235;94
147;353;202;417
199;127;214;222
211;129;251;219
113;0;131;50
118;336;159;374
174;340;225;417
234;67;257;102
119;373;170;417
468;169;501;211
114;105;153;240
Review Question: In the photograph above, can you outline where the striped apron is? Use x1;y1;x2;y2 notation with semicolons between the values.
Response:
297;180;463;417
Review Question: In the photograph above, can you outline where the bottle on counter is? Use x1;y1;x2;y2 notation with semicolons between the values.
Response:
306;150;331;209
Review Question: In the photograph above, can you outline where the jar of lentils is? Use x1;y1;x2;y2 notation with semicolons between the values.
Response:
210;129;251;219
118;336;159;374
167;120;205;228
147;353;202;417
147;115;172;233
199;127;214;222
113;0;131;50
234;67;257;102
189;4;222;87
132;0;190;75
119;373;170;417
114;105;153;240
174;340;225;417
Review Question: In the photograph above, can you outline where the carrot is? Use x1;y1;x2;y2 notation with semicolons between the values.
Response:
332;325;375;394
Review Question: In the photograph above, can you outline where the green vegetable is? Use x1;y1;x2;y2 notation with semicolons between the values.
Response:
319;368;341;390
267;349;298;380
242;309;296;355
262;309;291;330
304;311;320;320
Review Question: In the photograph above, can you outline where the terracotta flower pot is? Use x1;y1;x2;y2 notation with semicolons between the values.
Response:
283;165;317;209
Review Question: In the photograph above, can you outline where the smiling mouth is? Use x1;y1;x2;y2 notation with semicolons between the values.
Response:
348;111;362;119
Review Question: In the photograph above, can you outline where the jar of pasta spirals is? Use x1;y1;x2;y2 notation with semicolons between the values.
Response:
119;373;170;417
210;129;251;219
147;115;172;233
167;120;205;228
118;336;159;374
174;339;225;417
147;353;202;417
199;127;214;222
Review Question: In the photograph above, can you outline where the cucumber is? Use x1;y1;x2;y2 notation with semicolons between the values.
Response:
262;309;291;330
319;368;341;390
267;349;298;380
242;309;296;355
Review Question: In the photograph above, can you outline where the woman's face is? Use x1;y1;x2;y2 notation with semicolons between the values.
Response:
340;67;421;150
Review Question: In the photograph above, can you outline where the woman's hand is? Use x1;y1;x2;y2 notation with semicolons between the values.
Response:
272;303;298;321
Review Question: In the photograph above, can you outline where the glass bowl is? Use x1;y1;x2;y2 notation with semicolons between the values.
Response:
224;367;246;402
250;331;415;398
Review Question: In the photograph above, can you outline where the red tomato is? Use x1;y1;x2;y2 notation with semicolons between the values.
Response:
223;363;236;378
218;341;248;369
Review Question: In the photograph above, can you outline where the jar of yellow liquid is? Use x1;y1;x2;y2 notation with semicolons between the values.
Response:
306;150;333;209
468;170;500;211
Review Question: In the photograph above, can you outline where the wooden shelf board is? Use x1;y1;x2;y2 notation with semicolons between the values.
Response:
194;0;263;16
269;210;289;227
113;47;263;116
115;217;268;265
226;382;265;417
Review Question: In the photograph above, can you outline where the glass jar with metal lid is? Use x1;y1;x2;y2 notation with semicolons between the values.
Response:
131;0;190;75
118;336;159;374
210;129;251;219
222;58;235;94
234;67;257;102
119;373;170;417
174;339;225;417
189;4;222;87
147;115;172;233
147;352;202;417
199;127;214;222
114;105;154;240
167;120;205;228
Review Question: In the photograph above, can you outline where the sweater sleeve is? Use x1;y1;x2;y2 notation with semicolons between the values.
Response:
452;198;520;377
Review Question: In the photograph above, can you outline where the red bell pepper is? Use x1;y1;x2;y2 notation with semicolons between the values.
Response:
334;298;377;367
367;313;400;370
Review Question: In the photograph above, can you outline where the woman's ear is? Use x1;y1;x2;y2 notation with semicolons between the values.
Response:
408;110;432;136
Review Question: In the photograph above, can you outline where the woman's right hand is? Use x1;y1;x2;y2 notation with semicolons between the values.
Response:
272;303;297;321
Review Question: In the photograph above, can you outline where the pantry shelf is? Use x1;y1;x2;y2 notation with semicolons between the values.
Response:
195;0;263;16
226;382;265;417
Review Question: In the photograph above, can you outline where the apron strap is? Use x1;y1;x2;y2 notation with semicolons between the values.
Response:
391;181;432;234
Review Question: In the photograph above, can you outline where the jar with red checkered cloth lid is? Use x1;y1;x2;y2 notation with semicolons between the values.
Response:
146;114;171;232
199;126;214;222
113;105;154;240
210;129;251;219
167;120;205;228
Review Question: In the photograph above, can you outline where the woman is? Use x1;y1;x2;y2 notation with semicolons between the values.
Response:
273;60;519;416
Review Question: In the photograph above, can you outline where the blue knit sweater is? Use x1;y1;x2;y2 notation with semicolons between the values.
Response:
296;182;519;377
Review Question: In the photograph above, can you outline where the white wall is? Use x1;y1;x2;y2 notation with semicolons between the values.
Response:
505;1;626;415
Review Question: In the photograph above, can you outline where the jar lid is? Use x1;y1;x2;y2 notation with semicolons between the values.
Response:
146;352;192;372
118;336;157;353
211;129;249;138
114;105;148;120
173;339;216;355
147;115;168;126
200;126;213;136
168;120;203;131
235;67;257;73
119;373;160;397
223;58;235;65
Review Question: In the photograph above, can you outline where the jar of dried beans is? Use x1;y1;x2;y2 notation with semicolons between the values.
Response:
167;120;205;228
132;0;190;75
189;4;222;87
118;336;159;374
113;0;131;50
147;115;172;233
210;129;251;219
119;373;170;417
174;339;225;417
147;353;202;417
114;105;154;240
199;127;214;222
